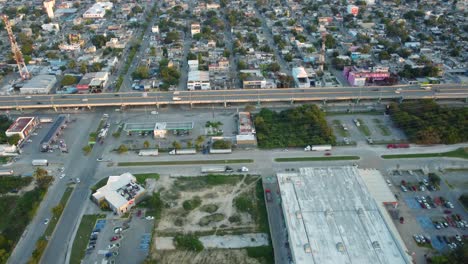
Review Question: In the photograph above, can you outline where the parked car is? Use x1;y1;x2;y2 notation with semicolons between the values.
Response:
114;227;122;234
399;217;404;224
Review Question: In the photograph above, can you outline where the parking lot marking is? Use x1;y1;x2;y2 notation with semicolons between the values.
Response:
416;215;434;230
404;198;421;209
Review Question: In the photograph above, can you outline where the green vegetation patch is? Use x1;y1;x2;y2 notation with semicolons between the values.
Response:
275;156;360;162
198;213;225;226
0;176;32;194
381;148;468;160
70;214;106;264
200;204;219;213
373;118;391;136
254;105;335;148
173;234;204;252
44;187;74;237
134;173;160;185
459;194;468;211
246;246;275;264
389;100;468;144
173;175;244;191
0;115;13;144
118;159;253;166
138;192;163;220
357;118;371;136
234;195;254;213
182;196;202;211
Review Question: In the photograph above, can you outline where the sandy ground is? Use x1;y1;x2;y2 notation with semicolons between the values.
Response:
156;175;259;233
153;249;262;264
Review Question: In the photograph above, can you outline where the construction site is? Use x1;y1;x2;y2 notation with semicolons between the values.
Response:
150;174;272;264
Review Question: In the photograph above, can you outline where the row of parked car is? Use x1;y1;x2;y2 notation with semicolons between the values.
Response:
413;234;431;244
400;179;437;193
436;235;464;250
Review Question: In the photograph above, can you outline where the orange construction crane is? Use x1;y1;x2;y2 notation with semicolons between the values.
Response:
1;14;31;80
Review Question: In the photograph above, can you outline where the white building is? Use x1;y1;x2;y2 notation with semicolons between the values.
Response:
21;75;57;94
92;173;146;215
41;23;60;32
191;23;201;37
292;67;311;88
59;43;81;51
187;71;210;90
0;144;17;156
151;25;159;33
187;60;199;71
277;167;410;264
83;2;113;19
43;0;55;19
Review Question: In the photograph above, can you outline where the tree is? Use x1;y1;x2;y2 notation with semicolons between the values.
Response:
143;141;150;149
172;141;182;150
91;35;108;49
99;200;110;210
52;203;64;217
174;234;204;252
186;141;193;148
34;168;53;189
132;66;149;80
6;134;21;145
61;75;78;86
325;34;336;48
212;140;232;149
82;145;92;155
284;53;293;62
79;62;87;74
117;144;128;154
428;173;441;186
244;105;256;112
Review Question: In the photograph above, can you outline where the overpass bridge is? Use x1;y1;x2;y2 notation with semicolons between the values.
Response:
0;84;467;111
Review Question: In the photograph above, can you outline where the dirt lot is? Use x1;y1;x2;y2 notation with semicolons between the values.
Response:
156;174;261;234
156;249;262;264
150;174;268;264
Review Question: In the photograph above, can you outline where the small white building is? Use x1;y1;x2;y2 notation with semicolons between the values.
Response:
92;172;146;215
0;144;18;156
21;75;57;94
187;71;210;90
191;23;201;37
83;2;113;19
187;60;199;71
292;67;311;88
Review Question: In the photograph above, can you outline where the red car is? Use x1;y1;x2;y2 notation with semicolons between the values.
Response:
110;235;121;242
325;152;331;156
399;217;405;224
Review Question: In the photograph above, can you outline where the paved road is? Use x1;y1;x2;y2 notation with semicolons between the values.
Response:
0;84;467;110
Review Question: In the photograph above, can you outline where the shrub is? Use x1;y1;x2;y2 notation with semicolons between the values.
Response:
174;234;204;252
182;196;202;211
234;195;253;213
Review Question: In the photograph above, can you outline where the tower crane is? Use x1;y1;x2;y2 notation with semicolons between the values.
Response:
1;14;31;80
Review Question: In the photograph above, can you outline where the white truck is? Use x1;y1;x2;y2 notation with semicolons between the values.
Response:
39;117;53;123
201;166;234;173
209;148;232;154
169;149;196;155
304;145;332;151
32;159;49;166
138;149;159;156
0;170;14;176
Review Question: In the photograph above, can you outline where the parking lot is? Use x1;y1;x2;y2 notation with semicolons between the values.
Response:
83;210;154;264
327;114;407;145
387;169;467;255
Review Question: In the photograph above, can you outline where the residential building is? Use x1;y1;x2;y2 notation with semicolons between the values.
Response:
20;75;57;94
187;71;210;90
292;67;311;88
83;2;113;19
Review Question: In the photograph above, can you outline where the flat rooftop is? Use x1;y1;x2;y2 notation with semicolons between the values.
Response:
124;122;194;132
277;167;409;264
6;117;35;133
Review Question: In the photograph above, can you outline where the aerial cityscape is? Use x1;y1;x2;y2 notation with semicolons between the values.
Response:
0;0;467;264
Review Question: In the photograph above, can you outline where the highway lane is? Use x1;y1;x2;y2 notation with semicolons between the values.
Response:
0;85;467;109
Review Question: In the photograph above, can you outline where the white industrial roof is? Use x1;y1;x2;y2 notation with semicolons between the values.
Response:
292;67;308;78
92;172;145;210
188;70;210;82
277;167;409;264
22;75;57;89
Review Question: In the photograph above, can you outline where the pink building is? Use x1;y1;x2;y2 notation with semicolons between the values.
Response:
343;66;390;86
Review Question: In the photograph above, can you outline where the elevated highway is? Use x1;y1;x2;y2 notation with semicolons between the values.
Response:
1;84;467;110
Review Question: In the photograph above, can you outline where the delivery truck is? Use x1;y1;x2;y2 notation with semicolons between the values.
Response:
138;149;159;156
201;166;234;173
209;148;232;154
169;149;196;155
0;170;14;176
32;159;48;166
304;145;332;151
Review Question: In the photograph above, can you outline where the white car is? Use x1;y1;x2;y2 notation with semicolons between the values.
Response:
59;174;65;179
114;227;122;234
25;96;32;99
145;216;155;220
44;218;50;225
107;243;120;249
76;178;81;183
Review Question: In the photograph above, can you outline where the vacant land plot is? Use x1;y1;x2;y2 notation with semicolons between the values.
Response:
0;176;32;194
149;175;272;264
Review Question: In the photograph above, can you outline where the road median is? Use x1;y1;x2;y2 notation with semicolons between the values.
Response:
381;148;468;160
118;159;254;166
275;156;360;162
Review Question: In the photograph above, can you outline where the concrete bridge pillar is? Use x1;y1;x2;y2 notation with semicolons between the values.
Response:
224;101;227;108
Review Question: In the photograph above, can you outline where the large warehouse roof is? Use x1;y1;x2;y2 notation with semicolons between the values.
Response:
277;167;409;264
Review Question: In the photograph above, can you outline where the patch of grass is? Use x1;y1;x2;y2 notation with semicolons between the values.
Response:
373;119;392;136
255;180;270;233
134;173;160;185
118;159;254;166
234;195;254;213
173;175;244;191
44;187;74;237
90;177;108;192
357;118;371;136
173;234;204;252
246;245;274;264
381;148;468;160
332;120;349;137
70;214;106;264
182;196;202;211
138;192;163;221
198;213;225;226
445;180;454;189
275;156;360;162
200;204;219;213
228;214;241;223
0;176;32;194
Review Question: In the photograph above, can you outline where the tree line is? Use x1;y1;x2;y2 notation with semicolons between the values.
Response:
254;105;336;148
389;100;468;144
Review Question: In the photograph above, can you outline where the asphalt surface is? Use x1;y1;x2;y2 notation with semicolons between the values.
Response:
0;84;467;110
